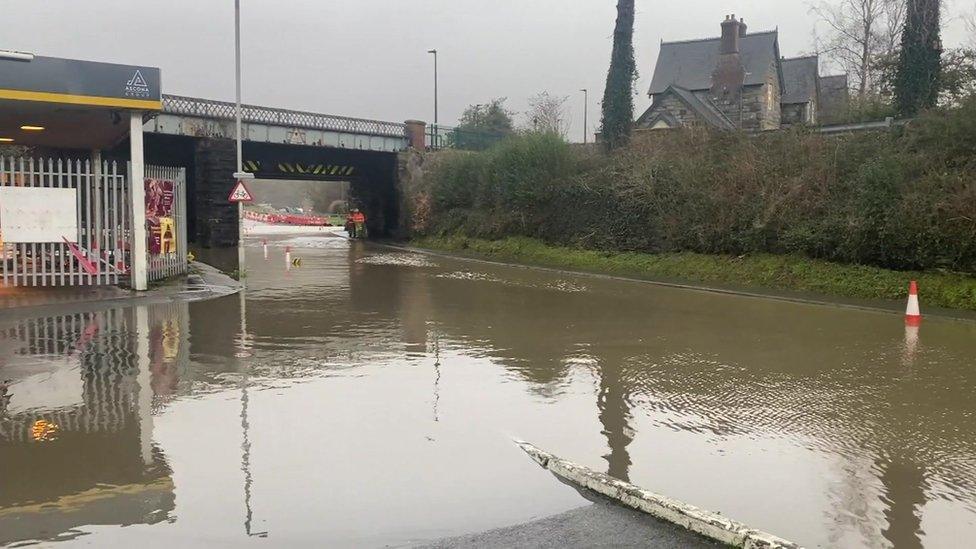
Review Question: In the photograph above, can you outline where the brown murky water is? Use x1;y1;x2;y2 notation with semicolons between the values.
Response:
2;232;975;548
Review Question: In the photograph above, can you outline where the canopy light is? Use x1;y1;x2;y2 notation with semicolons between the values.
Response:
20;125;44;131
0;50;34;62
0;138;14;142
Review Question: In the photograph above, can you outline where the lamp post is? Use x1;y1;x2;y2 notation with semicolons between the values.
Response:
232;0;251;283
427;49;438;147
580;88;589;144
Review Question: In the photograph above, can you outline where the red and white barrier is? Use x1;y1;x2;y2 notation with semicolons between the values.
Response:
244;209;331;226
905;280;922;326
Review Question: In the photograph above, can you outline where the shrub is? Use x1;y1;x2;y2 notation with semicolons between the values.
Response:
414;101;976;275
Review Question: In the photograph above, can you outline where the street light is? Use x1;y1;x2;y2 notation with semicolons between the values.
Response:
580;88;589;144
234;0;246;281
428;49;438;147
427;49;438;125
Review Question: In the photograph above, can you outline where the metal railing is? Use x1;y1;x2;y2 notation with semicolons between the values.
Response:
162;95;407;138
818;116;910;135
0;156;129;287
144;164;188;282
427;124;509;151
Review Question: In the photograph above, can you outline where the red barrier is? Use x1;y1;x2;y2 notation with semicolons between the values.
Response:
244;210;331;226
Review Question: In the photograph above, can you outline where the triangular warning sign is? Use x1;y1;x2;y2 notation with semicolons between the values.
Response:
228;180;254;202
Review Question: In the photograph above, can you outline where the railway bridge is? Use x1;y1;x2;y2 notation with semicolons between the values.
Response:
140;95;423;249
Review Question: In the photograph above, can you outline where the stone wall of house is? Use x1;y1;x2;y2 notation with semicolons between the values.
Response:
739;87;763;131
782;103;806;126
760;67;782;130
711;95;741;129
643;94;707;128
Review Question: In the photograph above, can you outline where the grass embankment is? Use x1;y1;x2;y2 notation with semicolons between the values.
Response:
413;235;976;311
406;97;976;311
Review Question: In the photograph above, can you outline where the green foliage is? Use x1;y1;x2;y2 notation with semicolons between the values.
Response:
413;236;976;312
895;0;942;116
412;99;976;280
457;99;515;136
601;0;636;150
426;133;578;236
840;94;897;123
939;48;976;107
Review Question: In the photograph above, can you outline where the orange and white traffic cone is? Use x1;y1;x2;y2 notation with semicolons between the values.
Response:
905;280;922;326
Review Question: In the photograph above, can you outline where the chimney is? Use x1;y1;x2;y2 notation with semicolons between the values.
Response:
720;14;742;54
739;18;748;37
711;14;747;102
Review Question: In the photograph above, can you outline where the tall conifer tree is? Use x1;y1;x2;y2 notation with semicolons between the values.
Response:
895;0;942;115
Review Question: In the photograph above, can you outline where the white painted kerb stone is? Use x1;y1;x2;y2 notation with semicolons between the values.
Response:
515;440;802;549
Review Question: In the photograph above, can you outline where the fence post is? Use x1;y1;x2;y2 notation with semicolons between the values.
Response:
130;111;148;291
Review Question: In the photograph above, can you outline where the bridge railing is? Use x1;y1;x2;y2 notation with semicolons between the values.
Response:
161;95;407;138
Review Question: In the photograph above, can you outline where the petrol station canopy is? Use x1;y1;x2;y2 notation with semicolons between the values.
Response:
0;52;161;149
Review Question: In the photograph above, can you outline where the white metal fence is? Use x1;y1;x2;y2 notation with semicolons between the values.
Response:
0;156;129;287
144;164;188;282
0;157;188;288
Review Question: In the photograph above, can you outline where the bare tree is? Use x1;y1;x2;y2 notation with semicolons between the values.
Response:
525;92;570;138
811;0;906;96
880;0;907;57
964;6;976;48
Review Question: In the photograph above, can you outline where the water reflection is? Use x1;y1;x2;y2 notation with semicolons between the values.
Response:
0;307;179;545
1;236;975;548
597;364;633;483
879;453;928;549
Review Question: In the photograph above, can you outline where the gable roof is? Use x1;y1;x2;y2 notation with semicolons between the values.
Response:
820;74;849;94
638;85;735;130
668;86;735;130
648;31;783;96
818;74;850;123
781;56;819;104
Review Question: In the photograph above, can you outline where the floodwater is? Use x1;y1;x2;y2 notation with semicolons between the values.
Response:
2;230;976;548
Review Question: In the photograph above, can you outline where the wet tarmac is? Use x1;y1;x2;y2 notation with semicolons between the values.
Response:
1;229;975;548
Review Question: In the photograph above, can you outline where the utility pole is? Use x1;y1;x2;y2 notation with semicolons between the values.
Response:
580;88;589;144
427;49;438;125
428;49;438;147
233;0;253;283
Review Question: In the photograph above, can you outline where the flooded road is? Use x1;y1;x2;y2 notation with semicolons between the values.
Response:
2;230;976;548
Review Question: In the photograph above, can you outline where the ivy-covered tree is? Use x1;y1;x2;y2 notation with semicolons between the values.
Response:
894;0;942;116
600;0;636;150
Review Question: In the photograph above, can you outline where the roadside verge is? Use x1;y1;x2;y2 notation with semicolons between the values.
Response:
402;236;976;318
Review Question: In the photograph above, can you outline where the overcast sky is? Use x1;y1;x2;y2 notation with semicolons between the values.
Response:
4;1;971;141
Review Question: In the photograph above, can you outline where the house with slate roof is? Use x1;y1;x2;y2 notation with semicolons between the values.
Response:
636;15;849;132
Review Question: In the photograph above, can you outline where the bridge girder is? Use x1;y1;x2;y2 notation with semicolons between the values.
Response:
147;113;407;153
145;95;410;153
